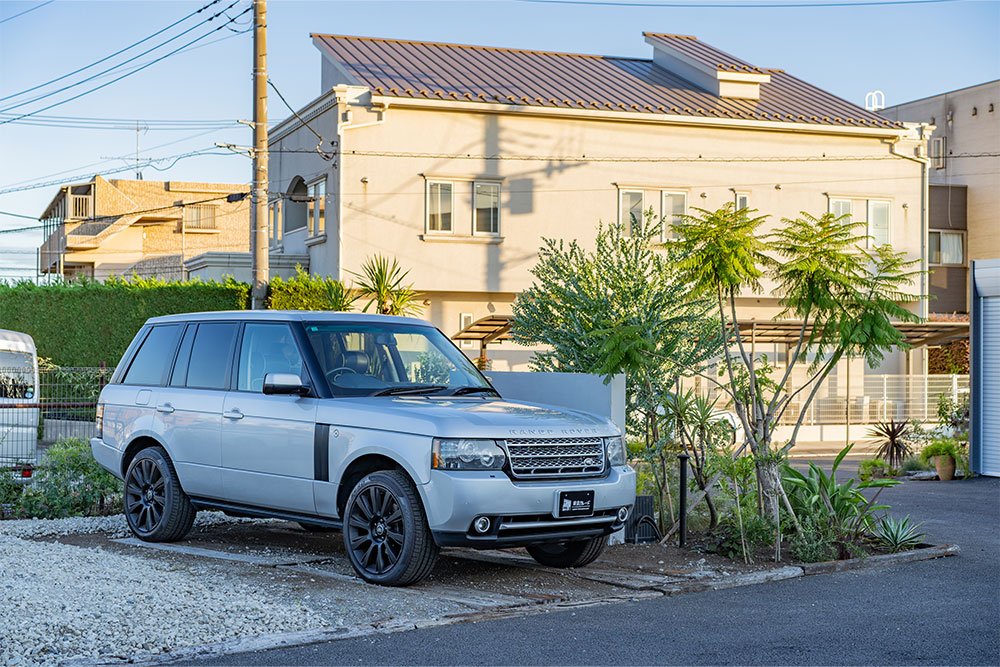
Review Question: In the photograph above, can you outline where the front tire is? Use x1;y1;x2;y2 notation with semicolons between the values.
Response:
124;446;195;542
343;470;438;586
526;536;607;568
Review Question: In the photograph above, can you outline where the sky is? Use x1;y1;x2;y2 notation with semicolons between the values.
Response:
1;0;998;280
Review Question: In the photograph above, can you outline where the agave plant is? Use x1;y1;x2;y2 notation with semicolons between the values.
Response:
350;255;422;316
872;515;925;553
866;419;911;470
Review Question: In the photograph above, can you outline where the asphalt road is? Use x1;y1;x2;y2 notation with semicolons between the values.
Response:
193;474;999;666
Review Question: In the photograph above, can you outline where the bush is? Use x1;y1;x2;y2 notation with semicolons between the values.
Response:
0;276;250;366
872;515;925;553
789;514;837;563
713;512;774;563
15;438;122;519
0;471;23;511
266;265;356;311
901;455;931;472
858;457;893;481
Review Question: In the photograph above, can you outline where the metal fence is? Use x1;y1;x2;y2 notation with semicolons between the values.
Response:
700;373;969;427
0;366;114;467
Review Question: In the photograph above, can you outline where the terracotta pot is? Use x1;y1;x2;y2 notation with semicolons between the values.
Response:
933;455;956;481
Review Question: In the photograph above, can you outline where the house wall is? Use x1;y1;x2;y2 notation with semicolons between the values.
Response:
882;81;1000;262
268;93;926;373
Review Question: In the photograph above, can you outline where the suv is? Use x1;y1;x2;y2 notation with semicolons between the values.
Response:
92;311;635;586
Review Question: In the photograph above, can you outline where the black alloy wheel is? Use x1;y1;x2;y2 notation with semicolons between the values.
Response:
343;470;438;586
347;484;405;575
123;446;196;542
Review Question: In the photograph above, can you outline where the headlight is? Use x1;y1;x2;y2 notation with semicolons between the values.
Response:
432;438;506;471
605;436;626;466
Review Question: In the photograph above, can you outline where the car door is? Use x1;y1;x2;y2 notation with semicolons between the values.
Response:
155;322;237;500
220;322;318;514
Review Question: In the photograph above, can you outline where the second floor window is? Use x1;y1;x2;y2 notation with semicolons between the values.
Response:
662;191;686;239
929;230;964;265
308;178;325;236
829;198;852;220
427;181;453;232
868;200;891;247
474;182;500;235
184;205;216;230
620;190;643;235
735;192;750;212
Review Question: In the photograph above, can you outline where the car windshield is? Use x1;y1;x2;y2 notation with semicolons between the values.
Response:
303;322;494;398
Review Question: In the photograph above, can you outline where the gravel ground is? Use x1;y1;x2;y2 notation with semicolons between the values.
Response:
0;514;327;665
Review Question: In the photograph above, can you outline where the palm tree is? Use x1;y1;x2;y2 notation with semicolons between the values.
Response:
351;255;422;316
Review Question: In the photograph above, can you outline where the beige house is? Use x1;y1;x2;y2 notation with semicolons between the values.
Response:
882;80;1000;314
37;176;251;281
189;30;935;405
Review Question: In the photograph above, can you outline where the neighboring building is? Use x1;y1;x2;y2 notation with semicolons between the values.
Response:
38;176;251;281
190;31;932;387
882;80;1000;315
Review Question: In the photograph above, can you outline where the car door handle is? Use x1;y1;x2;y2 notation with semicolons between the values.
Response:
156;403;175;414
223;409;244;420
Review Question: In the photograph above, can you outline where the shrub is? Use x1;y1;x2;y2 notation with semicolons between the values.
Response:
0;276;249;366
713;512;774;563
266;265;356;311
0;471;23;510
858;457;890;482
901;455;931;472
789;513;837;563
866;420;911;469
15;438;122;519
937;393;969;435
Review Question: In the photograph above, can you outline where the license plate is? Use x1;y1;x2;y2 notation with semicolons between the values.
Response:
556;490;595;518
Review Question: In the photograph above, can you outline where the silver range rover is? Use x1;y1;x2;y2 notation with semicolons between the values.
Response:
91;311;635;586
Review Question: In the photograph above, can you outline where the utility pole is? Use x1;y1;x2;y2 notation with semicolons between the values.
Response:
250;0;269;309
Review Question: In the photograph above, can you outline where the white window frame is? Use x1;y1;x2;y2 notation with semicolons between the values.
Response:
459;313;475;349
829;198;853;220
660;190;687;241
734;191;750;212
929;229;966;266
867;199;891;247
472;181;501;236
930;136;946;170
619;189;644;236
425;180;455;234
306;177;326;238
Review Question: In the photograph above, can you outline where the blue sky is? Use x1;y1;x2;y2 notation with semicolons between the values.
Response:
1;0;998;280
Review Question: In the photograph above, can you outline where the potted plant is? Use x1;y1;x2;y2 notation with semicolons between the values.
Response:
919;438;962;481
858;457;889;481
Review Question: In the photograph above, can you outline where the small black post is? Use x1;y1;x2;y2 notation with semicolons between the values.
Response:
678;453;689;547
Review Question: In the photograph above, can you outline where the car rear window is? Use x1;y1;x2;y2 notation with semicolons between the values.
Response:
185;322;238;390
123;325;182;386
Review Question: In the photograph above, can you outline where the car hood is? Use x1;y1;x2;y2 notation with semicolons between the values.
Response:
315;396;618;439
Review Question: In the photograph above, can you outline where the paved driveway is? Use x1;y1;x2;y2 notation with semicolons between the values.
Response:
190;475;999;666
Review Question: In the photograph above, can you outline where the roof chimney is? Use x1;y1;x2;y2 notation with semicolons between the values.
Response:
644;33;770;100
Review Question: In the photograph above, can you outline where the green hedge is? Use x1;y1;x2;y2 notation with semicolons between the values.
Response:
0;276;250;366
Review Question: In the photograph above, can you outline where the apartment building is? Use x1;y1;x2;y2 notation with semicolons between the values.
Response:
37;176;250;281
882;80;1000;314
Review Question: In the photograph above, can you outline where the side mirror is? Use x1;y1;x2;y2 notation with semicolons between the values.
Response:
262;372;309;396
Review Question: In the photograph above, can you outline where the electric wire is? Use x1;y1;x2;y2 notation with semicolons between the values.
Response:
267;79;335;160
0;0;53;25
0;0;224;104
516;0;958;7
0;0;244;114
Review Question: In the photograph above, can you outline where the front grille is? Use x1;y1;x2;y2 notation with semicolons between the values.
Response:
502;437;606;479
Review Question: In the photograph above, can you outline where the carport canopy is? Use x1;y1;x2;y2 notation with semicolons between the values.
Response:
452;315;513;363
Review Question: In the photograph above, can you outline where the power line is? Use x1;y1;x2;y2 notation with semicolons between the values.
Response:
0;5;252;125
267;78;335;160
0;0;53;24
0;0;243;114
0;0;223;104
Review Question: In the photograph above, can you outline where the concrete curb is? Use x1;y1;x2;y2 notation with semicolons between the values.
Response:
69;542;959;667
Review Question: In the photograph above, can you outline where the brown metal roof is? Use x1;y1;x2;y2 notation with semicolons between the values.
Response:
313;33;903;129
643;32;762;74
452;316;513;343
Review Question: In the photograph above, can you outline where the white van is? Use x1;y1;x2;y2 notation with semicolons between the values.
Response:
0;329;40;478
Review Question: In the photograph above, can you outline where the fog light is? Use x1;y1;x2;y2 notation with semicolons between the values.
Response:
617;506;630;523
473;516;491;534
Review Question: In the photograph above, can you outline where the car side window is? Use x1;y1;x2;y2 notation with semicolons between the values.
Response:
186;322;238;390
122;325;182;386
169;324;197;387
237;323;304;392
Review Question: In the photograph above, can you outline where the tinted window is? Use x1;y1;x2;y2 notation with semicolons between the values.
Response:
237;323;304;392
123;325;181;386
169;324;196;387
186;323;238;390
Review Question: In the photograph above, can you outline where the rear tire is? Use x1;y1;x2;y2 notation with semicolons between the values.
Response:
343;470;438;586
124;446;195;542
526;536;607;568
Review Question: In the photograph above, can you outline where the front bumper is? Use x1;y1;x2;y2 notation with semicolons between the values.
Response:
423;466;636;548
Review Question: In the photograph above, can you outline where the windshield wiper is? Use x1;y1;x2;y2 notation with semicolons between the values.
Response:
372;384;447;397
449;386;499;396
